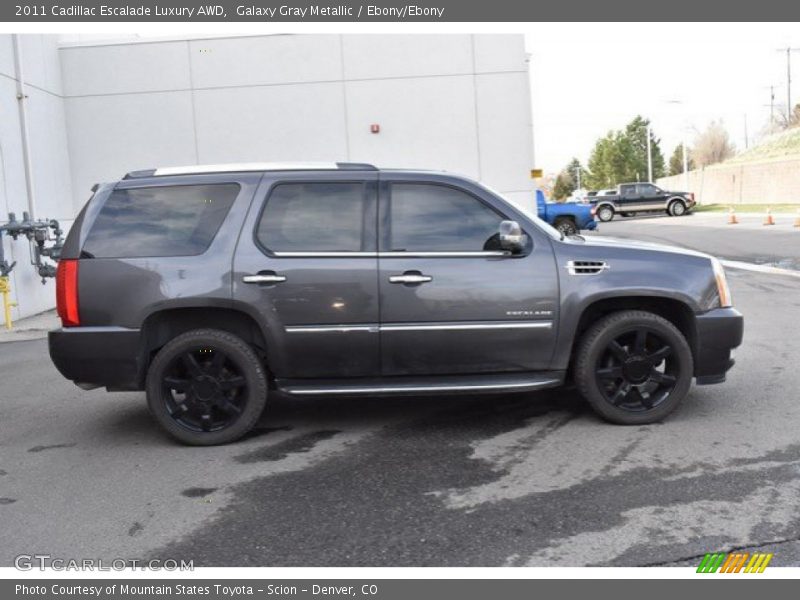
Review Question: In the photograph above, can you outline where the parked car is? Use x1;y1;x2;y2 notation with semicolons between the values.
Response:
49;163;742;445
591;183;696;222
536;190;597;236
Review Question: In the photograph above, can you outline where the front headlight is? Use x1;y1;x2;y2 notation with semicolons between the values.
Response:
711;257;732;308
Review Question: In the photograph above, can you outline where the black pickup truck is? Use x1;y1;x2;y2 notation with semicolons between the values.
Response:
591;182;696;222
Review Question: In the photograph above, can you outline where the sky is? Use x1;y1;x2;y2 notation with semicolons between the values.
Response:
525;23;800;173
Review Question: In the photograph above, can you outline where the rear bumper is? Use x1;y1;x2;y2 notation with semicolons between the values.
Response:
693;307;743;384
48;327;143;391
582;220;598;231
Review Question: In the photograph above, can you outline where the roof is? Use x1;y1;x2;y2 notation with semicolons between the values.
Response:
123;162;378;179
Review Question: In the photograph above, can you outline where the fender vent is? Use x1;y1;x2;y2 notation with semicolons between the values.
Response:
566;260;609;275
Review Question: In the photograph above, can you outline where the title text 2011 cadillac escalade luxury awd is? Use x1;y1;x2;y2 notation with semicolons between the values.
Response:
49;163;743;445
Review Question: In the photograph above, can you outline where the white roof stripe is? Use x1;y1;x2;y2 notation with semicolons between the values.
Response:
152;162;342;176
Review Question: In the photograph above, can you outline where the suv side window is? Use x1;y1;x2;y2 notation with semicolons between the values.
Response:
620;185;637;197
388;183;503;252
83;183;239;258
256;182;367;253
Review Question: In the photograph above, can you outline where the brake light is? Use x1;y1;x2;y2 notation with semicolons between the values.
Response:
56;259;80;327
590;206;597;216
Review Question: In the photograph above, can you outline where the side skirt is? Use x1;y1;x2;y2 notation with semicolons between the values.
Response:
275;371;565;397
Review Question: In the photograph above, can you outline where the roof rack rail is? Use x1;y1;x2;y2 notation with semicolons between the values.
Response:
123;162;378;179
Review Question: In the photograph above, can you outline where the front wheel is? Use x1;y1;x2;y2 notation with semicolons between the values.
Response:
554;217;578;237
669;200;687;216
574;310;693;425
597;205;615;222
146;329;267;445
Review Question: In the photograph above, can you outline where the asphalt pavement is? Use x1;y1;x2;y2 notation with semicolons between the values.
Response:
2;214;800;567
591;211;800;270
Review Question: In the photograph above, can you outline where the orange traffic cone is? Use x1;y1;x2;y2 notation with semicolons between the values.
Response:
794;209;800;228
763;207;775;226
727;207;738;225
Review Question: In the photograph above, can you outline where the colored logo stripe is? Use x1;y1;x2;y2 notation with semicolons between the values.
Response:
697;553;726;573
697;552;773;573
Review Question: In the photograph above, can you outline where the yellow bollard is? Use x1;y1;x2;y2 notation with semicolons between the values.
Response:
0;276;16;330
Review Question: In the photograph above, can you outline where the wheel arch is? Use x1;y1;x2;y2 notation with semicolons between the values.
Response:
138;305;269;387
562;294;698;375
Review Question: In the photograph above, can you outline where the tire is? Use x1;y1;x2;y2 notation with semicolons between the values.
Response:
574;310;693;425
597;205;615;222
668;200;687;216
554;217;578;237
146;329;267;445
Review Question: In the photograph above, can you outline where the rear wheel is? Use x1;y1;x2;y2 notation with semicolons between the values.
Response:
597;205;615;222
574;310;693;425
554;217;578;237
669;200;687;216
146;329;267;445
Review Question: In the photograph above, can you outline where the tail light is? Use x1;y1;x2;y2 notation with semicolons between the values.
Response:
688;193;695;203
56;259;80;327
590;206;597;216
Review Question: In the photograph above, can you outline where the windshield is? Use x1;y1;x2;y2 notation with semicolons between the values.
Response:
475;182;563;241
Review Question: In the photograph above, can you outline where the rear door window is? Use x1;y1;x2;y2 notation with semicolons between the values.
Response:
256;182;368;253
83;183;239;258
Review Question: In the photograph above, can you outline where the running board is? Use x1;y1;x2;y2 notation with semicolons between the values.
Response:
276;372;564;397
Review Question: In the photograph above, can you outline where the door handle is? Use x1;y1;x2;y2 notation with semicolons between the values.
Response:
389;272;433;284
243;272;287;284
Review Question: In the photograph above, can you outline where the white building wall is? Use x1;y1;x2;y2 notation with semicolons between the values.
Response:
60;34;535;210
0;34;73;321
2;33;535;320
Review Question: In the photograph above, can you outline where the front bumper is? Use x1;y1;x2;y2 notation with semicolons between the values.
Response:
693;307;743;384
48;327;143;391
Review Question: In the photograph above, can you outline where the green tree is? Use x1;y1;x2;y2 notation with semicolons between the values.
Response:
585;116;666;188
624;115;666;182
552;158;589;201
669;143;695;176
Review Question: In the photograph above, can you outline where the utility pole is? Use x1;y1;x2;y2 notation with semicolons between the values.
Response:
769;84;775;125
777;47;800;122
682;138;689;191
646;124;653;182
743;113;748;149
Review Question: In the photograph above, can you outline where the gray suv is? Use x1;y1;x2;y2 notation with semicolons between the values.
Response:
49;163;743;445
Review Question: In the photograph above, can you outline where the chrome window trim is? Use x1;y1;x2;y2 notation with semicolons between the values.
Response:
271;251;510;258
272;251;378;257
286;379;561;395
380;251;510;258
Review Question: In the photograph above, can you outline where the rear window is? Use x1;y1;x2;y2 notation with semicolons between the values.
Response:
83;183;239;258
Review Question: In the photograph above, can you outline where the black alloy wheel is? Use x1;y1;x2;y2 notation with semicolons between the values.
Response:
595;328;677;412
575;310;693;424
146;329;267;445
162;348;248;432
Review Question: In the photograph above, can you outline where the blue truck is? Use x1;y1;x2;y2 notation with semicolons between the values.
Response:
536;189;597;236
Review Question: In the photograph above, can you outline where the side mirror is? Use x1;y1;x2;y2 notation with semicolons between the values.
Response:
498;220;526;253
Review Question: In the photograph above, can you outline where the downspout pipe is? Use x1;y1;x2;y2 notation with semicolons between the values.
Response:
12;34;37;220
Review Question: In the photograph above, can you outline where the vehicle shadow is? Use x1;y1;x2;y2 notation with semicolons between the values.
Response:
95;387;591;447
